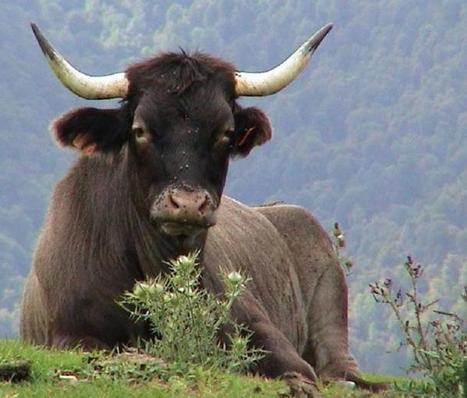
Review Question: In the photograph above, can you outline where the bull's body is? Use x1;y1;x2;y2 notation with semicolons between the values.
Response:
21;23;386;392
21;154;356;380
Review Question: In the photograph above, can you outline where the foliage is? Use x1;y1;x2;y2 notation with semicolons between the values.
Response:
370;256;467;397
119;253;263;375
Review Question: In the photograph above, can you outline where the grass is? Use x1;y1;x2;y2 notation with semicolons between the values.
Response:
0;339;286;398
0;339;412;398
320;374;409;398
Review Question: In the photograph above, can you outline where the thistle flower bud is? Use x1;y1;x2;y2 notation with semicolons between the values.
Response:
178;255;191;264
227;271;243;284
154;283;164;294
132;283;145;298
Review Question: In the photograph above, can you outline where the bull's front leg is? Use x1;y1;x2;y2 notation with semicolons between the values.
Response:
230;296;322;397
250;318;318;381
231;295;317;382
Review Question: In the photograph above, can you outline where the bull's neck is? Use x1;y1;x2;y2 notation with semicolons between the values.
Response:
162;231;208;259
129;222;209;278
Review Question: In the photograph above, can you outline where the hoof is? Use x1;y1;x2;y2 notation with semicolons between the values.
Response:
281;371;322;398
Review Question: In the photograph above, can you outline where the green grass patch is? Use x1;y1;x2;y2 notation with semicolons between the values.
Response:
0;339;419;398
0;339;286;398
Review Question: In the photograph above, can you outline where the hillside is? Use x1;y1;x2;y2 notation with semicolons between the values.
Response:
0;1;466;375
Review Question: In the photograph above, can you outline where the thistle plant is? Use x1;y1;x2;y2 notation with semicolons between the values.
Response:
120;252;263;374
370;256;466;397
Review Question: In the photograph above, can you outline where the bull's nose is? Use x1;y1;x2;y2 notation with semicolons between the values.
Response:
151;188;217;234
168;189;210;215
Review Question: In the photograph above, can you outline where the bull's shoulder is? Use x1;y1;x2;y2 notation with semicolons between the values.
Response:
206;196;307;324
53;155;118;195
207;196;295;264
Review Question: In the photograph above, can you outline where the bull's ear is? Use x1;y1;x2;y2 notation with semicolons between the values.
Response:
51;107;126;155
232;107;272;157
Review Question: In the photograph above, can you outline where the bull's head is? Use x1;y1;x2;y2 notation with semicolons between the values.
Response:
32;23;331;246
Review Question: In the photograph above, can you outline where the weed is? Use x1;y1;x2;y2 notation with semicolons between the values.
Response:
119;252;263;376
370;256;466;397
331;222;353;275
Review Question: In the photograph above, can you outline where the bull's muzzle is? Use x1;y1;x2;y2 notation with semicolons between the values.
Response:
151;188;217;236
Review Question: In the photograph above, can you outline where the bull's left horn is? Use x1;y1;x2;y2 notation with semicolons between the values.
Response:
31;23;128;99
235;23;332;97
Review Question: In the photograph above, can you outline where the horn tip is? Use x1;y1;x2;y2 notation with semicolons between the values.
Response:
30;22;55;60
323;23;333;36
306;23;334;54
30;22;41;41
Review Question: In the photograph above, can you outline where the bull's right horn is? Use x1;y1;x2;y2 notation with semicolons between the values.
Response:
31;23;128;100
235;23;333;97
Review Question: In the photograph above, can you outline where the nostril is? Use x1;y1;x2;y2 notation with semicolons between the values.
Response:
168;193;180;209
198;194;210;213
163;189;213;216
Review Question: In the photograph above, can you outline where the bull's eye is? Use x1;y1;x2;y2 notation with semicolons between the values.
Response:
134;127;144;138
224;129;235;149
132;126;149;144
213;127;235;154
218;136;230;146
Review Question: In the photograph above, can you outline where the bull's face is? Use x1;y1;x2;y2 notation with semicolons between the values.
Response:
125;62;272;238
51;54;272;242
32;23;331;242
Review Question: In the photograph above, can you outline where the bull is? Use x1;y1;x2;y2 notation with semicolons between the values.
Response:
20;23;384;392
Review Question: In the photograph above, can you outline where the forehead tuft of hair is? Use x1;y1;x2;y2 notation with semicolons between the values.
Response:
125;51;236;98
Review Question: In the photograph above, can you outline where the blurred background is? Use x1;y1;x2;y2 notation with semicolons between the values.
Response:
0;0;465;375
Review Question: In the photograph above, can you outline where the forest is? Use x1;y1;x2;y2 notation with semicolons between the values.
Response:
0;1;465;376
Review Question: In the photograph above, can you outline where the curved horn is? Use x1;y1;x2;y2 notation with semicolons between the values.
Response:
235;23;333;97
31;23;128;99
